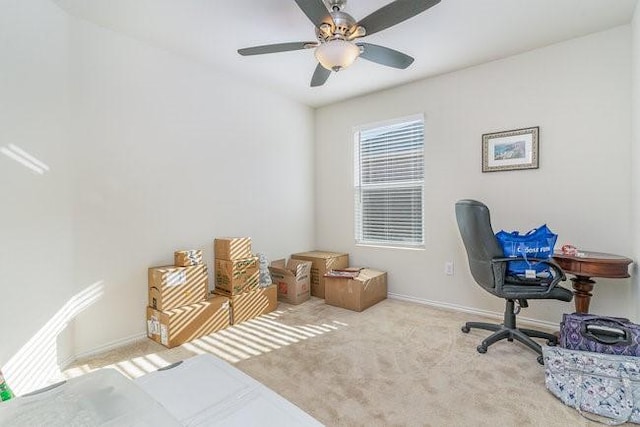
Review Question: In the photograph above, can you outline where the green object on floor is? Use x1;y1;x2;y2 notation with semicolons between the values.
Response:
0;370;14;402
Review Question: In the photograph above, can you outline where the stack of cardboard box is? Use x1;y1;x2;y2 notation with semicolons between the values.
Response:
146;249;231;348
212;238;277;324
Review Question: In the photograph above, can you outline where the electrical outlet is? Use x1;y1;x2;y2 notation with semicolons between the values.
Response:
445;261;454;276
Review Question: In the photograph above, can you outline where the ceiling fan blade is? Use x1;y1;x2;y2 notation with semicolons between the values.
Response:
310;63;331;87
357;42;414;69
294;0;334;27
357;0;441;36
238;42;317;56
238;42;318;56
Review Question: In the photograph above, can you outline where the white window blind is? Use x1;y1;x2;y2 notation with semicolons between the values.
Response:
354;117;425;247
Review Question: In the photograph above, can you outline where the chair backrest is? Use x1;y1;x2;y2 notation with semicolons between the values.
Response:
455;199;505;291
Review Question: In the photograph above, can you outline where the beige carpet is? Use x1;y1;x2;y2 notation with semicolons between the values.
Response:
64;297;629;426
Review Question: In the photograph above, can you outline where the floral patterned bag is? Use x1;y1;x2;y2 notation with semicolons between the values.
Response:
543;346;640;425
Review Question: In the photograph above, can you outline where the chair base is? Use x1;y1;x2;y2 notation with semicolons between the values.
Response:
461;300;557;365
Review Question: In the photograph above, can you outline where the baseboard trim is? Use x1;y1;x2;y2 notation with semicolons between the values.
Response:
387;293;560;330
62;333;148;370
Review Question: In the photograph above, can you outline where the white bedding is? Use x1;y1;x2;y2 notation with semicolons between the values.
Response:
135;354;323;427
0;354;323;427
0;368;182;427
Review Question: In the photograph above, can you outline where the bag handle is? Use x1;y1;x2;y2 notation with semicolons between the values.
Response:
570;314;630;323
524;224;551;237
508;228;538;238
582;324;630;346
575;363;633;425
518;244;543;270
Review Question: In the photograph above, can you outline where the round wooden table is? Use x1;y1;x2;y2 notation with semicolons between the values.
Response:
552;251;632;313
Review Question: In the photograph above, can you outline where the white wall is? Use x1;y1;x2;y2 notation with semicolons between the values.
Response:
315;26;633;323
632;3;640;320
1;0;315;392
67;18;315;356
0;0;75;393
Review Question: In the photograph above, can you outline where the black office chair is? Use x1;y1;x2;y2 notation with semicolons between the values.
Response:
455;199;573;364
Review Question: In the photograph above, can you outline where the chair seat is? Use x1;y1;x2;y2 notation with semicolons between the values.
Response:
501;282;573;302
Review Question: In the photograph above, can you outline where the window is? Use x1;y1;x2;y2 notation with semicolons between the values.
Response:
354;116;425;248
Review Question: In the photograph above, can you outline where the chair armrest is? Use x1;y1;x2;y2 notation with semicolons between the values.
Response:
490;257;566;295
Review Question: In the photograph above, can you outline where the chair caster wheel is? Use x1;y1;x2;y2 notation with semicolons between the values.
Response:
477;345;487;354
461;326;470;333
537;355;544;365
547;339;557;346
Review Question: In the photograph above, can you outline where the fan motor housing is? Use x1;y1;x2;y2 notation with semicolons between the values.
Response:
315;11;357;42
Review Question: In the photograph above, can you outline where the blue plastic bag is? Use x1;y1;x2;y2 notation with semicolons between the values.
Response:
495;224;557;275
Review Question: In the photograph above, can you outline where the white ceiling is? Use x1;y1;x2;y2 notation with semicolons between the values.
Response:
53;0;638;107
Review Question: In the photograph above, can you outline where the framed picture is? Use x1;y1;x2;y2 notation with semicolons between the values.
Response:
482;126;539;172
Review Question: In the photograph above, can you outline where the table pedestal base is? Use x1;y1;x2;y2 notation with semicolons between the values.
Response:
553;252;632;315
571;276;595;313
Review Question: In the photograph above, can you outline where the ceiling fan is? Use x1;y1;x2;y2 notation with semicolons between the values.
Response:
237;0;441;87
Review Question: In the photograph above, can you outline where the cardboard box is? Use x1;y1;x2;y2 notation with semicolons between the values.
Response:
146;295;231;348
324;269;387;312
148;264;208;311
214;237;252;261
215;284;277;325
174;249;204;267
290;251;349;298
214;256;259;295
268;259;312;305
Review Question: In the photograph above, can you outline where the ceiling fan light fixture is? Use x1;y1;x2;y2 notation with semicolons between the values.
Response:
314;39;360;72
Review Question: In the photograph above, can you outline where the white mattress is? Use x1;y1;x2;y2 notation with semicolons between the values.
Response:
134;354;323;427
